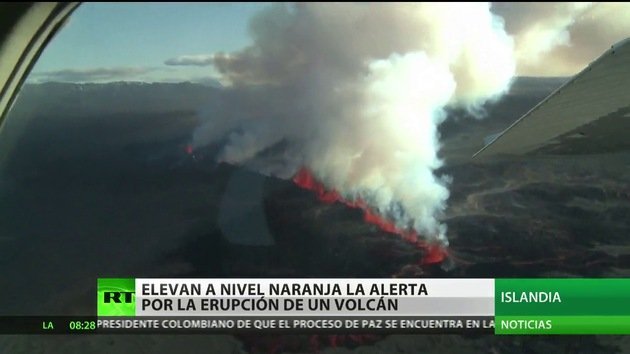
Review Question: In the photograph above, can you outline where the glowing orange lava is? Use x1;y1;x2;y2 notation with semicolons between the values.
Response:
292;167;447;265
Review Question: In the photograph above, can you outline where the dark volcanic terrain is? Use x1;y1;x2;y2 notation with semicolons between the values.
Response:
1;78;629;353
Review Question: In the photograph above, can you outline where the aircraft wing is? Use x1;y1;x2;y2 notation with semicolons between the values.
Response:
474;38;630;158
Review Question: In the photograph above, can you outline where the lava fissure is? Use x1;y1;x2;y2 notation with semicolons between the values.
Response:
292;167;447;265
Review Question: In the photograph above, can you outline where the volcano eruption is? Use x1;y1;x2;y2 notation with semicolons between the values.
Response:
190;3;520;249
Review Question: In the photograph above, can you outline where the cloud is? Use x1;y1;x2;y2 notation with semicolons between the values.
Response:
168;3;630;77
30;67;156;83
164;54;216;66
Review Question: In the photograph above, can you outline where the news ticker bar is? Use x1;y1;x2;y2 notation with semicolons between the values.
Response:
94;278;630;334
9;315;630;335
5;278;630;335
0;316;494;334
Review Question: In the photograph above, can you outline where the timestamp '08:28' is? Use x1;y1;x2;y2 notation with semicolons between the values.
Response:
68;320;96;330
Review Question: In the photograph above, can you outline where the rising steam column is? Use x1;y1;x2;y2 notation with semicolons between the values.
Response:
495;279;630;334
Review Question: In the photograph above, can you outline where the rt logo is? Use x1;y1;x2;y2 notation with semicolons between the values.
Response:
103;291;135;304
97;278;136;316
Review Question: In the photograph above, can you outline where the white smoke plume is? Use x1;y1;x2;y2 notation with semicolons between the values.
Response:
493;2;630;76
191;3;517;244
495;3;593;66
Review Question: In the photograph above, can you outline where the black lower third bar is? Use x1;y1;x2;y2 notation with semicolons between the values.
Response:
0;316;494;334
0;316;97;334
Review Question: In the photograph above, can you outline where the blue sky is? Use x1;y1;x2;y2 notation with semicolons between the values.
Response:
31;2;269;83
